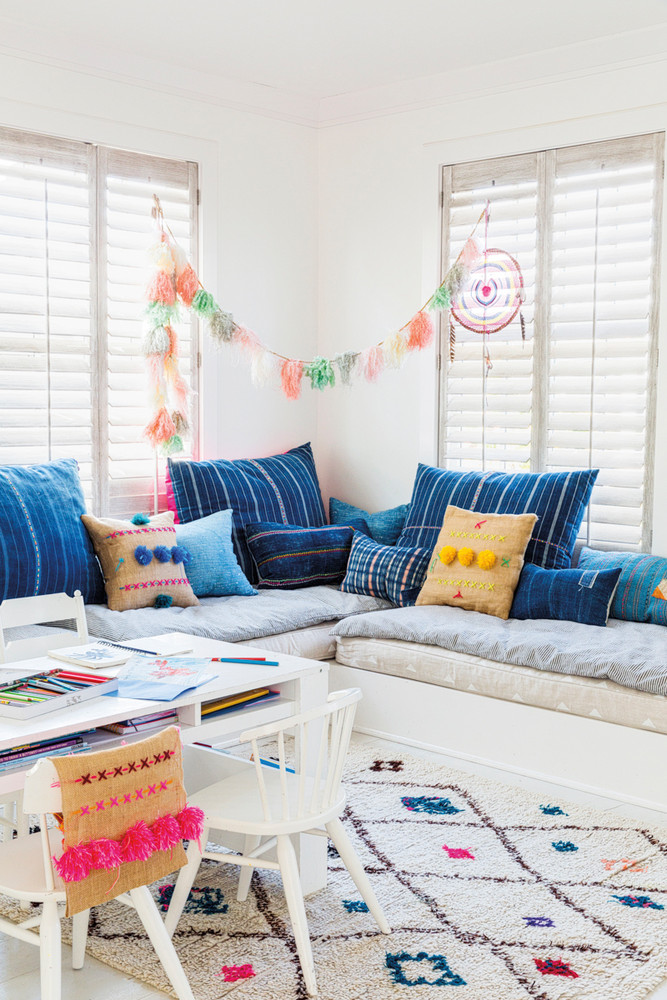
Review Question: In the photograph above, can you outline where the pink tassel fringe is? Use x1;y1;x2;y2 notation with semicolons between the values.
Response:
462;237;481;269
407;311;434;351
177;805;205;841
120;820;156;864
234;326;261;357
280;359;303;400
360;345;385;382
90;838;123;871
176;264;199;307
147;270;176;306
53;843;94;883
151;814;182;851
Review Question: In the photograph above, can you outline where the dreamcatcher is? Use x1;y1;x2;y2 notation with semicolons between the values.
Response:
449;209;525;368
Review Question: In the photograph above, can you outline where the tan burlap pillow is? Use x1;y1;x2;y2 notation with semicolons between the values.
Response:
416;504;538;619
81;511;198;612
51;726;189;916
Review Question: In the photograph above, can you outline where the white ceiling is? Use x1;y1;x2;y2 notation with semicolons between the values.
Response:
1;1;667;121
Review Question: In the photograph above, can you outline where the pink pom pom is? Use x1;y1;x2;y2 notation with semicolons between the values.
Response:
145;407;176;447
90;837;122;871
280;359;303;400
120;820;156;863
462;237;481;269
176;264;199;307
407;311;434;351
53;843;94;883
151;814;182;851
360;345;385;382
147;270;176;306
177;805;205;841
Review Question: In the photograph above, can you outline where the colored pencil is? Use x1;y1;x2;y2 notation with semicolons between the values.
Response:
210;657;278;666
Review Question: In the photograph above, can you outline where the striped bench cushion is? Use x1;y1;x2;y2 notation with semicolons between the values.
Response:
167;443;326;582
397;464;598;570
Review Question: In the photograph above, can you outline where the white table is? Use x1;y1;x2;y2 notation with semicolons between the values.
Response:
0;632;329;894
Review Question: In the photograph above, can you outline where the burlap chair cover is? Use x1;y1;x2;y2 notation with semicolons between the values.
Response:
52;726;189;916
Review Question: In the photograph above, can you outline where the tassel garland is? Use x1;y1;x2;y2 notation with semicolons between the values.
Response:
407;311;434;351
429;284;451;312
209;309;236;343
334;351;358;385
250;349;278;387
383;331;409;369
306;356;336;390
280;359;304;400
176;264;199;306
147;270;176;306
191;289;218;317
360;345;385;382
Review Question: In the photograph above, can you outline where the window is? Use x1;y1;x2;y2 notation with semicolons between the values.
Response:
439;133;664;550
0;126;199;516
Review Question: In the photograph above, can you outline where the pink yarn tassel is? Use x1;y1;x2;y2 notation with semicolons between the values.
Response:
234;326;261;357
164;355;189;411
360;345;385;382
147;353;165;386
147;270;176;306
120;820;156;863
280;359;303;400
166;325;179;356
462;237;481;269
176;264;199;307
177;805;205;842
90;838;122;871
151;814;182;851
407;311;434;351
53;844;94;883
145;407;176;447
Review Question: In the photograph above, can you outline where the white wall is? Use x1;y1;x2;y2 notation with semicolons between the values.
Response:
316;58;667;554
0;52;320;466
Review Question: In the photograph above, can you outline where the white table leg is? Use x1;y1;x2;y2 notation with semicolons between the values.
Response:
295;664;329;896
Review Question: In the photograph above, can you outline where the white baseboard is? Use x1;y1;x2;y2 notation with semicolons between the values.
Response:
330;663;667;814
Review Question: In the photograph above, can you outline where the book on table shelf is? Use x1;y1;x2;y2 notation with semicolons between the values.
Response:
0;732;95;773
200;688;281;719
100;709;179;735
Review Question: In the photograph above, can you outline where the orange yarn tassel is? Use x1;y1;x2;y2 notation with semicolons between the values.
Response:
361;345;385;382
281;359;303;400
165;325;179;356
176;264;199;306
147;270;176;306
407;311;434;351
144;407;176;447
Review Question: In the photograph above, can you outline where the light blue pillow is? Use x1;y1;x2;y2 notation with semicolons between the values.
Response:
175;510;257;598
329;497;408;547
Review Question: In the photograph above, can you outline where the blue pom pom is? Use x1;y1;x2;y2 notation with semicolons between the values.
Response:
134;545;153;566
170;545;191;565
153;545;171;563
154;594;173;609
131;512;150;525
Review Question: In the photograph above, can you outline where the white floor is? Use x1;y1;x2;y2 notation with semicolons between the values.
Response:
2;732;667;1000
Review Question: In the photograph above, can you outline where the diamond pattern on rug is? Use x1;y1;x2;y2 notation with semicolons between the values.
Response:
0;745;665;999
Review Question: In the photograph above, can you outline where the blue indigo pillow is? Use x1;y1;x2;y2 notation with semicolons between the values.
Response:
340;532;431;607
174;510;257;598
245;522;357;589
397;464;598;571
329;497;408;547
510;563;622;627
0;458;104;603
577;547;667;625
167;443;326;582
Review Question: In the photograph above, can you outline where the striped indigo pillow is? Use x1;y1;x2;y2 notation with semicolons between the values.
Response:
578;547;667;625
245;522;357;589
329;497;408;546
167;443;326;582
397;464;598;571
510;563;622;627
340;532;431;607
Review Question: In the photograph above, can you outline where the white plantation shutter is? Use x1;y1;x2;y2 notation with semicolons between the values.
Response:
0;126;199;517
100;148;199;516
439;134;663;551
0;129;95;502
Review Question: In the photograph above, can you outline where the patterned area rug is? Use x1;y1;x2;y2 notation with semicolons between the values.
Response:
2;746;667;999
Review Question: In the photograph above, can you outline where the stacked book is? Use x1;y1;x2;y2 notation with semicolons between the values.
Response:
201;688;280;720
0;732;94;773
100;709;178;735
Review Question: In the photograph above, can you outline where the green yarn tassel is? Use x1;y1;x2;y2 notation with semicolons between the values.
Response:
191;289;218;317
142;326;171;356
305;356;336;390
209;309;236;343
334;351;358;386
161;434;184;456
428;284;451;312
146;301;180;327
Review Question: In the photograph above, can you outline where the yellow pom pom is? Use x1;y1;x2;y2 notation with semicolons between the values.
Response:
477;550;496;570
458;547;474;567
439;545;457;565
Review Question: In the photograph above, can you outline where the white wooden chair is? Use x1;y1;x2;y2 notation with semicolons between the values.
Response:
0;591;89;839
164;688;390;996
0;590;89;664
0;755;195;1000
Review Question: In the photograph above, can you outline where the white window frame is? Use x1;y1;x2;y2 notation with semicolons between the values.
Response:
438;133;664;552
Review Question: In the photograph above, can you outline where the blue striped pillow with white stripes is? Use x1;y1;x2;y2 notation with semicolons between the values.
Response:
340;531;431;607
578;547;667;625
397;465;598;571
167;443;326;582
245;522;356;588
0;458;104;604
